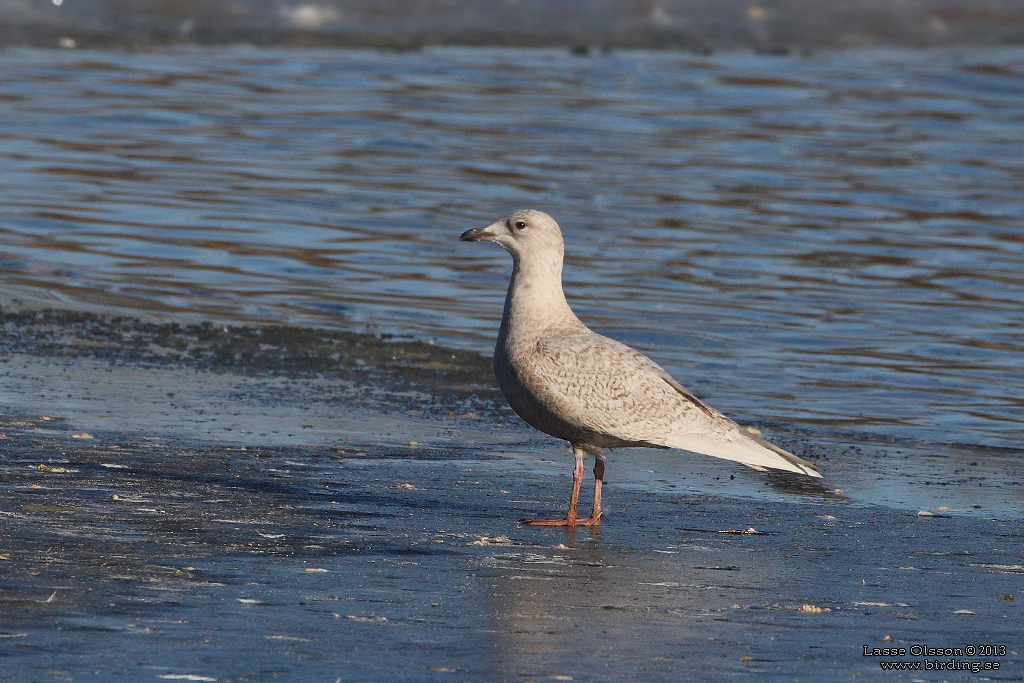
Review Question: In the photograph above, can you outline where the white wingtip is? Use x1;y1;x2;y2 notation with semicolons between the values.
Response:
664;431;822;478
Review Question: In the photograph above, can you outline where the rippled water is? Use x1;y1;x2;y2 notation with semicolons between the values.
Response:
1;45;1022;460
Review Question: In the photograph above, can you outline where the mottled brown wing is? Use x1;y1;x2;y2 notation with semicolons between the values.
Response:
521;331;715;444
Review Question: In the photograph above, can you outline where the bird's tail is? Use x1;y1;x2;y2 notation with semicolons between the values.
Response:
663;428;822;478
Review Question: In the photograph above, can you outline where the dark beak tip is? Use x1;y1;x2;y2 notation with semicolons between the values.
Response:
459;228;486;242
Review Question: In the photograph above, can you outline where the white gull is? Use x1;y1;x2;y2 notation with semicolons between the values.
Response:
460;209;821;526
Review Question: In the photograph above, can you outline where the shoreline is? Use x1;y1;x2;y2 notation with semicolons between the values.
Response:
3;307;1021;518
0;407;1019;681
0;307;1020;679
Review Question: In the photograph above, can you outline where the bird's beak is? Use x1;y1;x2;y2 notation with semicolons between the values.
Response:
459;222;501;242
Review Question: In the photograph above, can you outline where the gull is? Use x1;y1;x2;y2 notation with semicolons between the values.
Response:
460;209;821;526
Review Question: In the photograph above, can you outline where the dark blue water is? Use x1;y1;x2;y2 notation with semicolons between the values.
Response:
0;46;1022;501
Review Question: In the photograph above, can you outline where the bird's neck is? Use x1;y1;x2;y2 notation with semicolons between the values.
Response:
498;253;580;346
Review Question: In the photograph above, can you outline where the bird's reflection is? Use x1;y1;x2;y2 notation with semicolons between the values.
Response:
764;470;849;500
478;523;791;679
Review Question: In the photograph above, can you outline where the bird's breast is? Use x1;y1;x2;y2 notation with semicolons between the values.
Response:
493;334;572;439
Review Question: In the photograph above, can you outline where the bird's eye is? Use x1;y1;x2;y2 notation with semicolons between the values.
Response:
515;221;526;230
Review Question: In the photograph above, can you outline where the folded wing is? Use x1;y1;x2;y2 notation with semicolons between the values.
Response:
525;330;821;477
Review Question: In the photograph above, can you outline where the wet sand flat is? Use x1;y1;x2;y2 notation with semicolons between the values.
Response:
0;412;1020;682
0;313;1020;681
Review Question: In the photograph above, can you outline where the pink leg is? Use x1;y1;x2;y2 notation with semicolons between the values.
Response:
522;447;603;527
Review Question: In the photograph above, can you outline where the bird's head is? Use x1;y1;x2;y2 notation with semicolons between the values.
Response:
459;209;564;263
